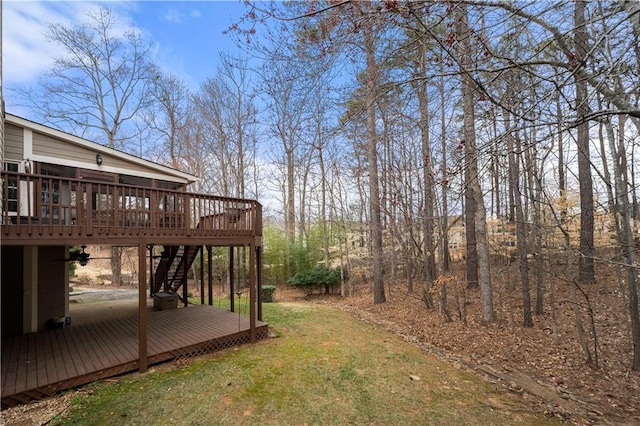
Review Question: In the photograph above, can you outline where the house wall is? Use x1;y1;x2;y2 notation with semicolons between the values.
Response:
0;246;68;336
37;246;67;331
4;117;196;187
1;82;3;223
4;123;23;160
1;246;24;337
33;131;108;166
31;131;178;182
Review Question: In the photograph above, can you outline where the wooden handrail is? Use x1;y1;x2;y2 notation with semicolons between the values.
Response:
1;171;262;241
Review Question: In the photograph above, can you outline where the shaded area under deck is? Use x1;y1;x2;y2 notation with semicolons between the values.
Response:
1;304;268;408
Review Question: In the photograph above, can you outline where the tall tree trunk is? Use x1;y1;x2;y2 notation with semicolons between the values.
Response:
329;161;350;296
575;0;595;284
597;98;615;214
630;143;639;221
286;143;296;276
455;3;494;321
111;246;122;286
508;129;533;327
439;73;451;275
609;114;640;370
318;145;330;267
528;143;545;316
520;82;546;317
418;40;436;303
298;154;312;267
110;129;122;286
556;87;567;223
363;15;385;304
570;261;593;364
464;169;479;289
490;109;501;219
458;10;478;290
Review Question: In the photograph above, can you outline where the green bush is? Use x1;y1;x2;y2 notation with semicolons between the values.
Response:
287;265;347;295
262;224;325;286
262;285;277;302
69;246;82;277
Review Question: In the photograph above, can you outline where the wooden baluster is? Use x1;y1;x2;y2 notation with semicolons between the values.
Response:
85;183;92;236
185;193;191;236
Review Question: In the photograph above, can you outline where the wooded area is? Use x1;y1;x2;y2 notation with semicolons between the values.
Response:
229;0;640;374
15;0;640;383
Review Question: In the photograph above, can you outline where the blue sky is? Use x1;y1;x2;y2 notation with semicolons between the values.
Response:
3;0;251;115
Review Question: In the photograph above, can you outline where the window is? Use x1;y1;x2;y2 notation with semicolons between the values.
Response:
39;164;75;223
3;162;20;214
41;180;61;219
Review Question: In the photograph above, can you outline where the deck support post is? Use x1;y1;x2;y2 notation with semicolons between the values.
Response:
207;246;213;306
257;244;263;321
249;242;256;343
200;246;205;305
182;248;188;307
148;245;154;298
228;246;235;313
163;248;169;293
138;243;148;373
23;246;38;334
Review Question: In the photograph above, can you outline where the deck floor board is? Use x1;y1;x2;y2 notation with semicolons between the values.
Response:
2;337;17;395
1;305;267;407
84;321;123;366
53;329;79;384
34;332;49;388
40;331;60;386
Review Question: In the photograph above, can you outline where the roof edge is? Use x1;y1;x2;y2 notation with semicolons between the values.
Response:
5;113;199;184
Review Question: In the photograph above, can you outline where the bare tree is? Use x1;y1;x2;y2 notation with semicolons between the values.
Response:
506;114;533;327
260;55;315;275
192;55;258;199
360;5;386;304
25;7;158;152
416;22;437;300
22;6;159;286
147;73;190;169
574;0;596;285
454;2;494;322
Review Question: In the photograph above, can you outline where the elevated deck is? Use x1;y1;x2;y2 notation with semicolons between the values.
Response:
1;171;262;246
1;304;268;408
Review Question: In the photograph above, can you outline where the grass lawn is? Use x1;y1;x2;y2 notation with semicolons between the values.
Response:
54;302;559;425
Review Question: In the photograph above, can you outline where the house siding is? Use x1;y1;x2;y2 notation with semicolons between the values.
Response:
1;247;24;337
31;131;178;180
4;123;23;161
32;131;93;163
37;246;67;332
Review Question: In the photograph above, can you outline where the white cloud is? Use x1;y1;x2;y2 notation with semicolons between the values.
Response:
163;7;201;24
162;8;184;24
2;2;137;87
2;1;92;87
2;1;211;110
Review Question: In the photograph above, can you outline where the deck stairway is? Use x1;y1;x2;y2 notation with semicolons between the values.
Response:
152;245;201;298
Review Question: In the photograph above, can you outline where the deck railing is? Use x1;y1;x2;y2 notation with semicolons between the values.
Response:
1;171;262;242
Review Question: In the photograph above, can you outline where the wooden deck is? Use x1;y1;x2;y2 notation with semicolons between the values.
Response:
1;305;268;408
1;171;263;246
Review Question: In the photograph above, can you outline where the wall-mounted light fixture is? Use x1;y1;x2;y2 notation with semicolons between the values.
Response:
96;154;103;166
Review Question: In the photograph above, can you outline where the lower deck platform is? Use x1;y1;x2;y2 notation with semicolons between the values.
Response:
1;304;268;408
